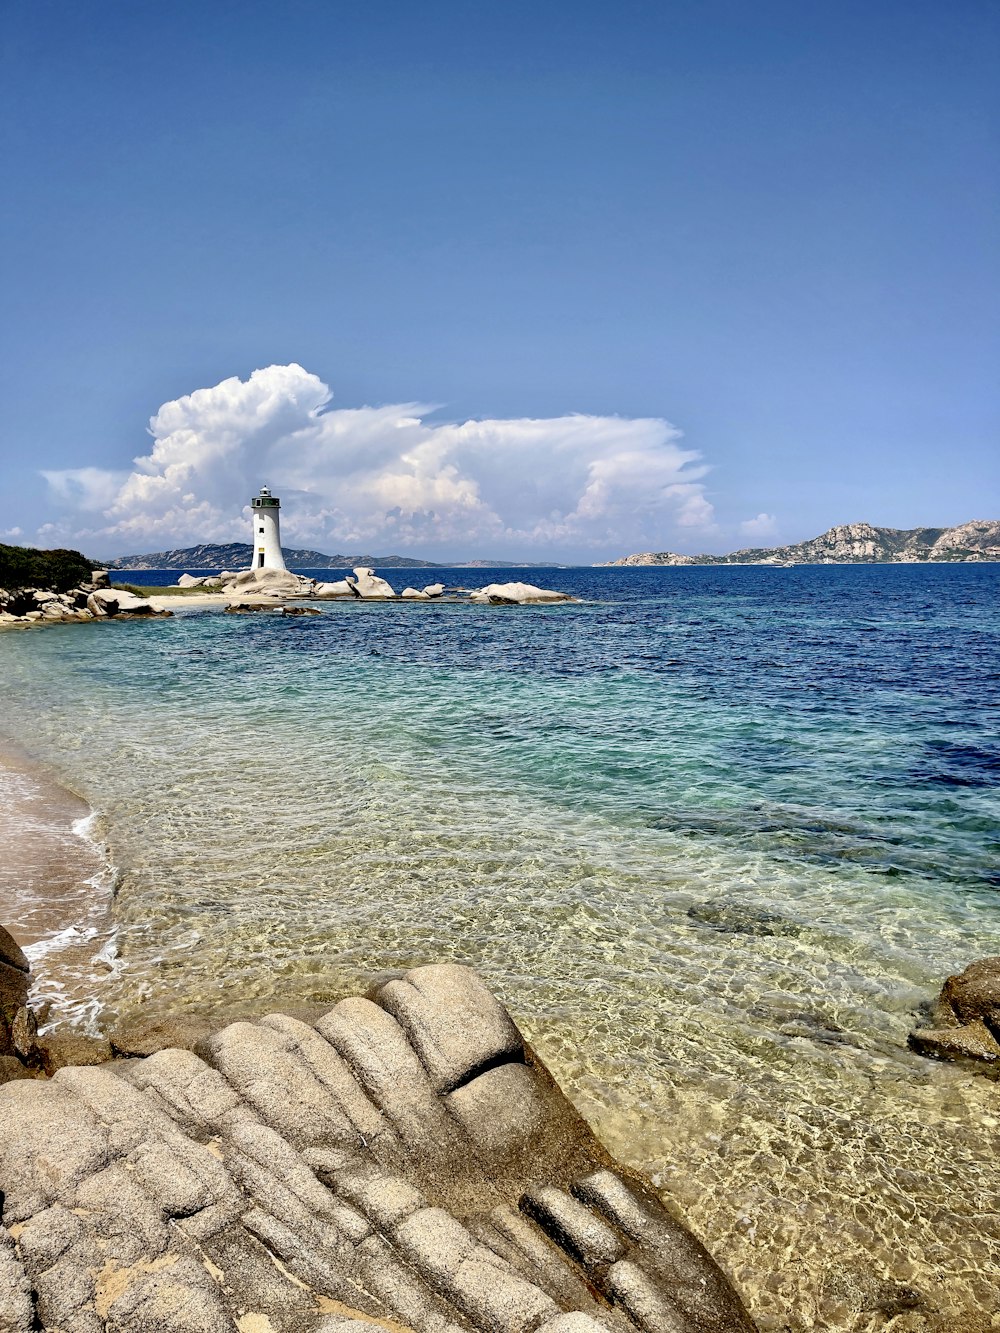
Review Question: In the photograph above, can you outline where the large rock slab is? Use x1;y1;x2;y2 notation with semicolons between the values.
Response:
0;965;755;1333
220;568;309;598
88;589;172;618
313;580;359;598
470;582;575;605
349;568;397;598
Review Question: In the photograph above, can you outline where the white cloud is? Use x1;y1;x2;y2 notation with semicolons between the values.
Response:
39;467;129;511
40;364;716;558
1;526;23;539
739;512;778;541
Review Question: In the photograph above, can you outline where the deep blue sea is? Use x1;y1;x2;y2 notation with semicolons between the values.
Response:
1;563;998;1329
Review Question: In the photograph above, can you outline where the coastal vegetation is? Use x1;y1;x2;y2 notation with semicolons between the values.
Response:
0;542;94;593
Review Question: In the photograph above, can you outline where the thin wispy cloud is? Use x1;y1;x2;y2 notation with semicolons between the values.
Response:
39;364;716;558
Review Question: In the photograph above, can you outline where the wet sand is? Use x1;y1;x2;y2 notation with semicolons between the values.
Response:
0;741;117;1027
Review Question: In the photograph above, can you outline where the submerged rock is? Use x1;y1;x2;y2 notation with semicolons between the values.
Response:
909;956;1000;1071
687;897;802;938
0;963;755;1333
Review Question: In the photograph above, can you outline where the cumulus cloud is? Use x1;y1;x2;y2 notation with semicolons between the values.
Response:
739;512;778;541
40;364;715;558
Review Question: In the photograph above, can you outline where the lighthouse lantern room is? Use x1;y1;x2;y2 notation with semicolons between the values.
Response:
250;486;288;571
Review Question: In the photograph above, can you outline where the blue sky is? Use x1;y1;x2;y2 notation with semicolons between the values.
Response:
2;0;997;560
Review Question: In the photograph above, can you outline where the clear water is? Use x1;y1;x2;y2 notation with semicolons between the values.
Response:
2;564;998;1330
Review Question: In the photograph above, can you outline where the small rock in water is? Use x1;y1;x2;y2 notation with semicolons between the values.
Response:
687;897;802;937
909;955;1000;1071
469;581;574;604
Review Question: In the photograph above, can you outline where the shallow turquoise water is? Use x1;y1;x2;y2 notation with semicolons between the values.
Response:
1;563;998;1329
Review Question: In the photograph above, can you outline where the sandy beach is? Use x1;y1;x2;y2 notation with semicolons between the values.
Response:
0;743;116;1027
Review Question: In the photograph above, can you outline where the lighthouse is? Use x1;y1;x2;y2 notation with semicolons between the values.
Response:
249;486;287;571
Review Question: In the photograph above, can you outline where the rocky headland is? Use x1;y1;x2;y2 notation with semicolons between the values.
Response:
604;520;1000;567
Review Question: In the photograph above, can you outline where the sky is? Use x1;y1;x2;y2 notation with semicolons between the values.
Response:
2;0;997;562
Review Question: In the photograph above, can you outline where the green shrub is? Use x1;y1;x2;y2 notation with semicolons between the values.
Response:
0;543;96;592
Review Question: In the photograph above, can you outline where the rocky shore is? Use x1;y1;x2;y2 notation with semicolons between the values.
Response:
0;956;754;1333
183;567;578;607
0;571;171;628
0;567;576;628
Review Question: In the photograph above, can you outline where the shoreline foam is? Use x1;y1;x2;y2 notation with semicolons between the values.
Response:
0;740;118;1030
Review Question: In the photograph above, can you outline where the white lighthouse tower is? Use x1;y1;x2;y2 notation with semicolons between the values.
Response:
249;485;287;571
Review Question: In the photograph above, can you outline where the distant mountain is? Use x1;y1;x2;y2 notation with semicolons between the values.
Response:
603;521;1000;567
104;544;440;570
452;559;567;568
103;543;568;570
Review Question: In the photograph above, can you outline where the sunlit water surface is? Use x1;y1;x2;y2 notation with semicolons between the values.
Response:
1;564;998;1330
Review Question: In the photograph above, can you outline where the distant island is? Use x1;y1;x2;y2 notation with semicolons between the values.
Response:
104;544;563;571
603;520;1000;566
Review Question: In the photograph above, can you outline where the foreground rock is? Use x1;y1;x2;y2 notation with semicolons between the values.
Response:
0;963;754;1333
469;582;576;605
908;956;1000;1070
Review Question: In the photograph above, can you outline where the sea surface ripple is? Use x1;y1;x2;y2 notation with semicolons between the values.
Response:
1;562;998;1330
